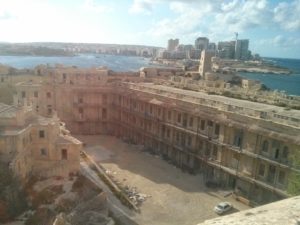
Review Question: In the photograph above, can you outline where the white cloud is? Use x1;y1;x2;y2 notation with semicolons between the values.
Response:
83;0;114;13
128;0;210;14
258;35;300;49
0;10;14;20
142;0;298;48
0;0;114;43
145;1;218;41
214;0;271;33
274;0;300;31
142;0;275;45
273;35;300;48
129;0;156;14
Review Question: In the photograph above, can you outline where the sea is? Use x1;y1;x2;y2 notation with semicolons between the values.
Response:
239;57;300;96
0;54;299;96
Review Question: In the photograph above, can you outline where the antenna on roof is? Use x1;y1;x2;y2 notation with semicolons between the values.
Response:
235;32;238;41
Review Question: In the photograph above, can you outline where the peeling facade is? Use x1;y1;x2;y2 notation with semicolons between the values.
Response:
14;65;300;204
0;103;81;180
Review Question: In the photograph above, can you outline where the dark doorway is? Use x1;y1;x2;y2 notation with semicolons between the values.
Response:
61;149;68;160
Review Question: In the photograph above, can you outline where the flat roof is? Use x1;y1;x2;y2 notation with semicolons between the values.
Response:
133;83;300;120
198;196;300;225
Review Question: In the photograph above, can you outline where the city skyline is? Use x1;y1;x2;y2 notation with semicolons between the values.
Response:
0;0;300;59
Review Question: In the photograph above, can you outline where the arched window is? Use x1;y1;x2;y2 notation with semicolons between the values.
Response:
262;140;269;152
282;146;289;159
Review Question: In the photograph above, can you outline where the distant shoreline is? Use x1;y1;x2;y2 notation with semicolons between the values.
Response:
234;67;291;75
0;53;75;57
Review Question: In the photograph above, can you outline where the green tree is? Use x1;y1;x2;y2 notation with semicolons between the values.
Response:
287;147;300;195
0;164;28;223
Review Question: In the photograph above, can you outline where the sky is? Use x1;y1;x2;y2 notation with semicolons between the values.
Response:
0;0;300;58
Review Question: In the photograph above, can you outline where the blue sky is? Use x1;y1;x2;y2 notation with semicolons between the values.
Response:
0;0;300;58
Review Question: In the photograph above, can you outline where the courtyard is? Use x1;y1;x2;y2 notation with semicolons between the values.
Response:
77;135;250;225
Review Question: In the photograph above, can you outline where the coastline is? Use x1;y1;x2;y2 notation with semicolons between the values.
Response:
234;67;291;75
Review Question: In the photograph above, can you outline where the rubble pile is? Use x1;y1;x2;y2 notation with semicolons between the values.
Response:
123;185;151;207
105;169;117;176
104;169;151;207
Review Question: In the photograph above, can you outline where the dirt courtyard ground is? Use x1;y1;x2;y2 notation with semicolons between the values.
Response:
77;135;250;225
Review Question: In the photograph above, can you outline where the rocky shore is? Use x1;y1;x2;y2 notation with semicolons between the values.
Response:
234;67;292;75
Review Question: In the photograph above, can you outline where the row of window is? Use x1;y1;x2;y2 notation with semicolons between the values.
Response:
21;91;52;98
78;108;107;119
258;163;286;185
40;148;68;160
261;140;289;160
77;95;107;104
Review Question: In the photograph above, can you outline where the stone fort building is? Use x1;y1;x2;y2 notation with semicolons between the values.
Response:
0;102;81;180
13;64;300;206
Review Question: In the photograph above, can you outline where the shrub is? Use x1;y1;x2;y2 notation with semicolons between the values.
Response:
0;164;28;221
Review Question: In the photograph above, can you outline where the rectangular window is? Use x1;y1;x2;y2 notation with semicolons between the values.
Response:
258;164;265;177
102;108;107;119
207;120;213;127
187;136;192;146
212;146;218;159
176;132;180;142
34;91;38;98
47;92;51;98
267;165;276;183
40;148;47;156
205;147;210;157
201;120;205;130
215;124;220;135
278;171;286;184
167;129;170;138
61;149;68;160
199;140;203;150
103;94;107;104
177;113;181;123
79;97;83;103
189;117;193;127
22;91;26;98
47;105;52;115
79;108;84;114
233;130;243;148
39;130;45;138
168;111;171;120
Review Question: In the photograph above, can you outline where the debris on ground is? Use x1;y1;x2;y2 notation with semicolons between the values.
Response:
103;169;150;207
105;170;117;175
123;185;151;207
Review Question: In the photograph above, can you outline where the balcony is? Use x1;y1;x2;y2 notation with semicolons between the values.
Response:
73;102;104;107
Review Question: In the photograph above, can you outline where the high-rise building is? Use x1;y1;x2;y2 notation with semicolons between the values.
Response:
208;43;216;51
235;39;249;60
217;41;236;59
195;37;209;51
167;39;179;51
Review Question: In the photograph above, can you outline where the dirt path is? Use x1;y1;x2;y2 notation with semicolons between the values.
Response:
77;135;250;225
